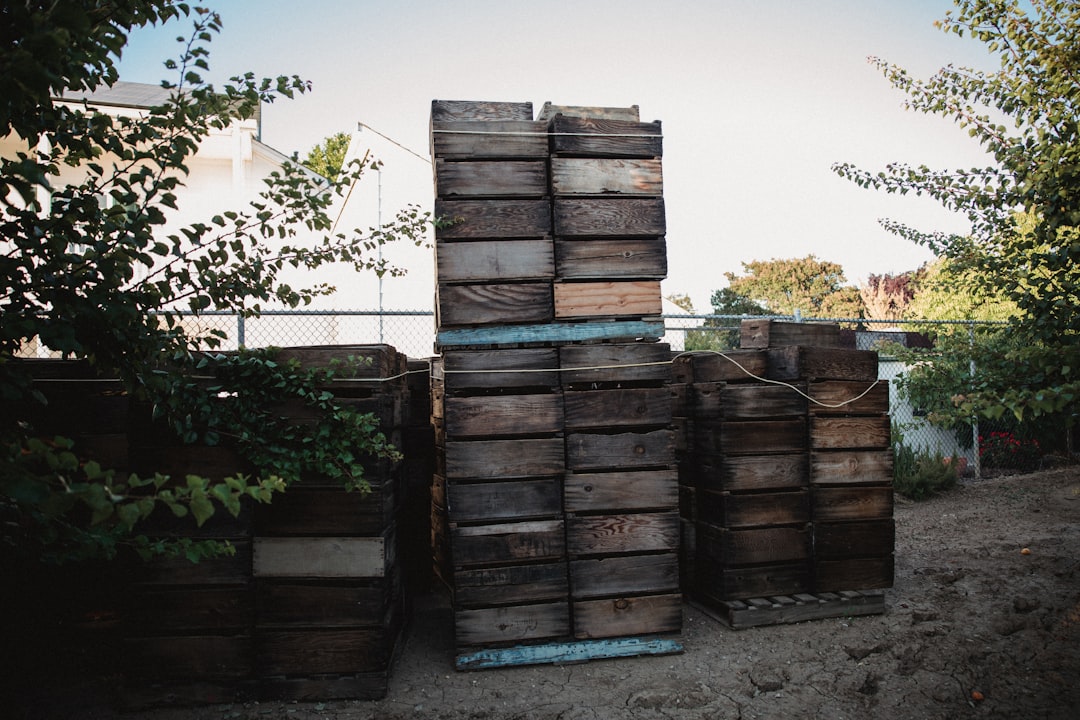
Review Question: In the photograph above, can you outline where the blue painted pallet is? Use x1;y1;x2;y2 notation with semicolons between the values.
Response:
436;319;665;350
455;636;684;671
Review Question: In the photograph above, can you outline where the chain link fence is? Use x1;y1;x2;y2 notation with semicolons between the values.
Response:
18;309;1067;476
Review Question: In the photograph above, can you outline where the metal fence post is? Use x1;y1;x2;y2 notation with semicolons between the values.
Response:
237;314;246;349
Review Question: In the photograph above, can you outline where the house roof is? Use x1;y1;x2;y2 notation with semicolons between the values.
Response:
57;80;173;109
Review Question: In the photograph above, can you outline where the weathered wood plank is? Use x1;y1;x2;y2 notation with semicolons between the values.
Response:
555;238;667;279
699;489;810;528
814;556;895;592
564;469;678;513
444;437;565;479
671;350;769;384
814;519;896;559
563;387;672;430
553;280;662;319
808;380;889;415
436;319;665;350
435;160;547;198
559;342;672;385
454;562;569;608
437;282;553;327
550;158;663;196
697;453;809;493
566;511;679;556
446;477;563;523
450;519;566;566
432;100;533;121
253;537;390;578
436;238;554;283
257;628;396;675
703;590;885;629
455;636;683;671
717;383;808;419
443;393;564;437
455;602;571;647
569;554;679;598
436;348;559;391
566;429;675;471
810;416;891;450
693;559;812;601
813;486;894;521
767;346;879;382
254;487;395;537
695;418;807;455
696;524;811;566
811;450;894;485
538;102;641;122
434;199;552;239
548;116;662;158
573;593;683;639
553;198;666;236
431;120;548;159
740;319;842;349
254;580;396;627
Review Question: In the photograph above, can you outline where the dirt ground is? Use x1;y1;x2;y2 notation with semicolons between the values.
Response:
24;465;1080;719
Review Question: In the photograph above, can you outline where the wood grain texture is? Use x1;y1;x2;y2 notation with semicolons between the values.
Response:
253;537;390;578
555;238;667;279
697;453;809;493
699;489;810;528
434;199;552;239
811;450;894;485
694;559;812;602
437;282;553;326
809;380;889;415
455;602;570;646
436;319;665;350
563;469;678;512
814;519;896;559
566;429;675;471
431;120;548;159
814;556;895;592
431;100;533;122
566;511;679;556
569;554;679;598
563;387;672;430
436;238;554;283
695;418;807;455
812;486;894;521
572;593;682;639
553;198;666;236
454;562;569;608
446;478;563;523
450;520;566;566
538;102;640;122
443;393;564;437
550;158;663;196
553;280;662;318
697;524;811;565
435;160;548;198
717;383;808;419
559;342;672;385
549;116;662;158
810;416;891;450
671;350;769;384
766;346;879;382
740;319;842;349
437;347;560;391
444;437;565;479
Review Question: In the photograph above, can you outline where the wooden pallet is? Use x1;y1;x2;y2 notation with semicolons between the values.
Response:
456;636;683;671
693;590;885;630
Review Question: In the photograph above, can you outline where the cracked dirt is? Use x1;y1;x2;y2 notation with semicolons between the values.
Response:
24;466;1080;719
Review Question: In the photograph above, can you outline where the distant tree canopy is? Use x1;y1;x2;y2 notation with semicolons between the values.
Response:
303;131;352;181
835;0;1079;425
860;271;918;323
715;256;863;319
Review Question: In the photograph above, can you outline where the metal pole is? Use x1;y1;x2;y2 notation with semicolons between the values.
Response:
969;321;980;478
237;314;246;349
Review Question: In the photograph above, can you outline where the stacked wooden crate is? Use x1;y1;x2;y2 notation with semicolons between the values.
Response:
676;320;894;627
430;100;681;666
252;344;409;701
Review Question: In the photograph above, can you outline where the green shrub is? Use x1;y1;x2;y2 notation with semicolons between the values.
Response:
893;426;959;500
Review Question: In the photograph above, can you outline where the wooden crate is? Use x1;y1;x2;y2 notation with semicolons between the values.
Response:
808;380;889;415
812;486;894;522
698;489;810;528
810;450;894;485
566;511;680;556
538;102;641;122
560;342;671;387
694;558;812;602
569;554;679;599
436;238;554;284
810;416;891;450
444;437;565;479
455;603;571;647
670;350;768;384
441;393;564;438
766;346;879;382
814;556;895;592
253;534;396;579
446;477;563;523
454;563;569;608
696;524;811;567
694;418;807;456
563;387;671;430
430;120;548;159
572;593;682;640
436;347;560;393
449;520;566;568
566;430;675;471
696;453;809;493
254;485;396;537
434;199;552;239
436;281;554;327
550;158;663;196
814;519;896;559
552;280;662;319
564;469;678;513
434;159;548;199
554;238;667;280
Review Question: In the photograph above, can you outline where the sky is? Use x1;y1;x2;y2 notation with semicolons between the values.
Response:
115;0;998;313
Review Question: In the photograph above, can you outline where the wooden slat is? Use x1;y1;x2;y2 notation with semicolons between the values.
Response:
569;554;679;598
813;486;894;521
563;469;678;512
767;346;879;382
437;347;559;391
253;537;389;578
695;418;807;455
436;319;665;350
559;342;672;385
435;160;547;198
555;238;667;279
450;519;566;566
431;120;548;159
699;489;810;528
740;319;842;349
454;563;569;608
553;280;662;318
437;281;553;327
254;580;396;627
705;590;885;629
431;100;533;122
434;199;551;239
810;416;891;450
696;453;809;493
671;350;769;383
814;556;895;592
538;102;640;122
566;511;679;556
697;524;810;565
254;487;394;537
550;158;663;196
566;429;674;471
811;450;894;485
809;380;889;415
563;387;672;430
456;636;683;671
718;383;808;419
553;197;666;236
444;437;564;479
436;238;554;283
572;593;682;639
693;559;811;601
443;394;563;437
257;628;396;675
455;602;570;646
549;116;662;158
446;478;562;523
814;519;896;559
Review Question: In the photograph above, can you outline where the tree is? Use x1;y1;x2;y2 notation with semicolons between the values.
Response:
0;2;429;562
718;256;864;319
860;271;918;322
303;131;352;181
834;0;1079;426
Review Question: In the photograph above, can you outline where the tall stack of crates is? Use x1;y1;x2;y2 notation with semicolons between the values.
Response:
675;320;894;627
430;99;682;667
